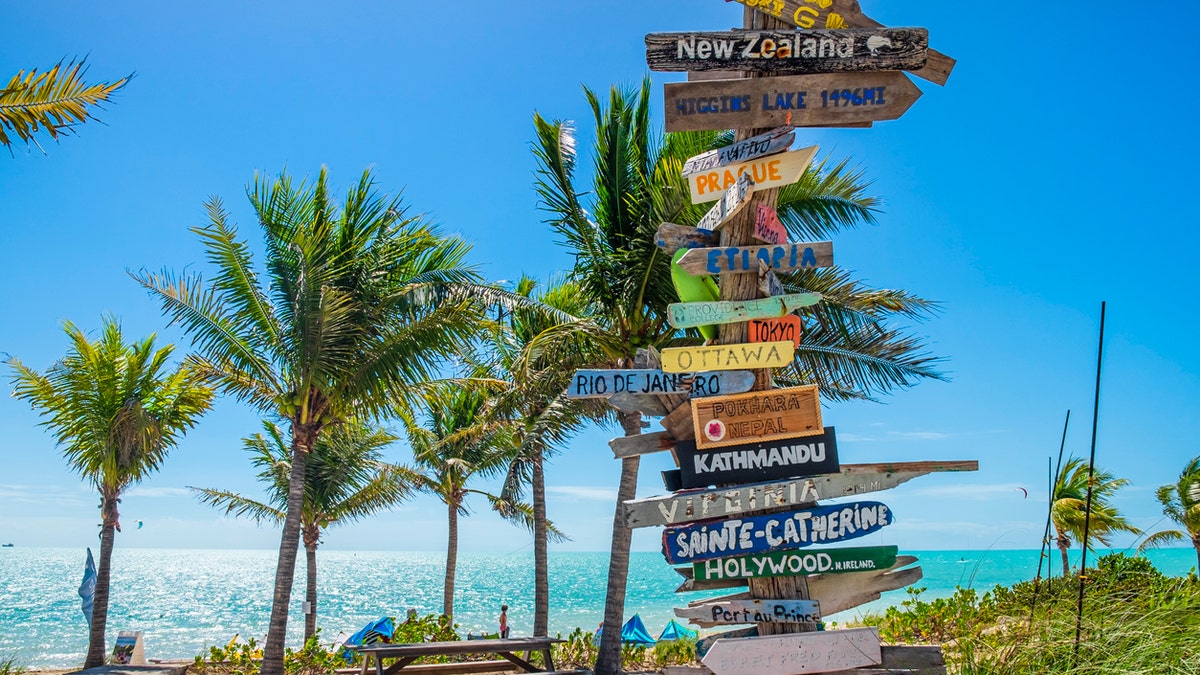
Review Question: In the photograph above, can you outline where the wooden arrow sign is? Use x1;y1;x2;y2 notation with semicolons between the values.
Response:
692;385;821;451
675;598;820;627
656;222;719;256
567;369;756;399
749;315;802;347
668;293;821;329
702;627;881;675
688;145;817;204
623;460;979;528
696;172;755;231
665;72;922;133
752;204;787;245
646;27;928;75
675;426;838;489
661;341;794;374
676;241;834;276
693;545;898;582
682;126;795;176
662;500;892;564
608;392;670;417
610;431;675;459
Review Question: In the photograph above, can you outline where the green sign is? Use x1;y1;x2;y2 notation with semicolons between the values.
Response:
692;545;898;581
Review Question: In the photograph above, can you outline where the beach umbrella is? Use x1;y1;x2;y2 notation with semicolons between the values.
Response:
657;619;697;642
340;616;394;663
78;548;96;628
620;615;656;646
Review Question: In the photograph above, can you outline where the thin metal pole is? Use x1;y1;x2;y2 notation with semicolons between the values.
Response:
1073;302;1107;658
1030;411;1069;623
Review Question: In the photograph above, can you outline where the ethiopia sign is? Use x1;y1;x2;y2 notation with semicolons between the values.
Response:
645;28;928;74
675;241;834;275
692;545;899;582
691;385;822;450
674;426;839;489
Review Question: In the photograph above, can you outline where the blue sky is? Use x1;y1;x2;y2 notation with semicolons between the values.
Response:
2;1;1198;556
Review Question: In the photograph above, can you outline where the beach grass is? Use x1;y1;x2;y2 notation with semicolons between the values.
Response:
1;657;24;675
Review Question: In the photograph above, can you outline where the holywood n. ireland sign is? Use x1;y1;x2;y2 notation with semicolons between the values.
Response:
646;27;928;74
674;426;839;490
693;545;899;582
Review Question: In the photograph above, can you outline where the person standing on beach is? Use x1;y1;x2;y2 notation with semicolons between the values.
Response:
498;604;509;638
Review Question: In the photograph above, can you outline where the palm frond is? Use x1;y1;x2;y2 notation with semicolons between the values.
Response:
0;59;129;150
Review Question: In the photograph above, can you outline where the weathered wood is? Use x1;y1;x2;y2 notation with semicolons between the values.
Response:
675;598;820;627
624;461;978;528
676;241;834;276
567;369;756;399
661;341;794;374
676;555;919;593
661;500;892;564
702;627;881;675
693;545;898;582
656;222;719;255
691;385;822;450
637;346;690;414
697;172;756;231
647;28;928;74
727;0;955;86
688;145;817;204
758;266;786;298
749;315;802;347
752;203;787;245
665;71;921;133
690;641;940;675
683;127;795;176
668;293;821;329
661;400;696;441
610;431;676;459
809;564;924;615
608;392;670;417
675;426;838;489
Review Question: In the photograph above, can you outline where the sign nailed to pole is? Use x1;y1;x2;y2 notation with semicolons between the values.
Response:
646;27;928;74
674;426;839;490
676;241;834;276
683;126;794;176
693;545;900;582
687;145;817;204
691;384;822;450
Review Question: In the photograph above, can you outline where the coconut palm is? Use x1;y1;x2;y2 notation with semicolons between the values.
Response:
7;318;212;667
1051;456;1141;576
1;59;129;151
528;79;944;674
191;420;418;638
1138;456;1200;570
134;167;494;675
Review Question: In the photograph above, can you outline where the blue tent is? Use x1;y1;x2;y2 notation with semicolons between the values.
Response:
341;616;394;663
620;614;656;646
78;548;96;628
657;619;697;642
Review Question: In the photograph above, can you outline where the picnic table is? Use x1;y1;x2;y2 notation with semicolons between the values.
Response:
354;637;565;675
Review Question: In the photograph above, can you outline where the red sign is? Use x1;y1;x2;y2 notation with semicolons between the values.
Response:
749;314;802;347
753;203;787;245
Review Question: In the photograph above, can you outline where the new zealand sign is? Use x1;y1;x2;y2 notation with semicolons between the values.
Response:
646;27;928;74
691;384;822;450
692;545;899;582
566;369;756;399
674;426;839;489
662;500;893;564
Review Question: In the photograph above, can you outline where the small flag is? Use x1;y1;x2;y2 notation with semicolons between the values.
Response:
79;548;96;628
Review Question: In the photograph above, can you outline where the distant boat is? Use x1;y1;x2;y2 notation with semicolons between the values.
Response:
1;543;13;547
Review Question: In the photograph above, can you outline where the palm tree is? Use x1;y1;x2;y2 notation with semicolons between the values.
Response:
7;318;212;667
1138;456;1200;570
528;79;944;674
1;59;129;152
134;168;494;675
1051;456;1141;576
192;420;418;638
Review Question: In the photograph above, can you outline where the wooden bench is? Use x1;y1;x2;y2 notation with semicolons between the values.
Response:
337;661;517;675
355;637;564;675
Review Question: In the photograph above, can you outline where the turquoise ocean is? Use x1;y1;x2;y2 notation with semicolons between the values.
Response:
1;547;1195;668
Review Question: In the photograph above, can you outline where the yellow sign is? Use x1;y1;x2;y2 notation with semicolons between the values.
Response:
687;145;816;204
661;341;793;373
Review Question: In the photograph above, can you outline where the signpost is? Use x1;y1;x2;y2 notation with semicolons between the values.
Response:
674;426;838;489
674;598;820;627
567;369;756;398
675;556;921;604
675;241;834;275
646;27;928;74
682;126;795;176
665;71;922;133
749;315;802;347
660;341;794;373
693;545;899;582
667;293;821;329
753;203;787;245
696;172;756;231
656;222;718;255
691;384;822;450
702;627;882;675
687;145;817;204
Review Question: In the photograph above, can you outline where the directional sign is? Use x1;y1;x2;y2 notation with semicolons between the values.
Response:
702;627;882;675
623;460;979;529
749;315;802;347
688;145;817;204
661;341;793;374
752;204;786;245
662;500;893;564
668;293;821;329
608;392;669;417
665;72;922;133
646;27;928;74
692;385;822;451
696;172;755;232
676;241;834;276
675;426;839;489
682;126;794;176
693;546;899;582
656;222;718;255
725;0;955;86
677;555;921;603
567;369;756;399
674;598;820;627
610;431;675;459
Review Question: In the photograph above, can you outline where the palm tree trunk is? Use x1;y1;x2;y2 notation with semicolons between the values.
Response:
532;453;549;637
1056;526;1071;577
1193;536;1200;572
595;411;642;675
261;425;315;675
84;496;118;668
304;539;318;640
444;497;459;619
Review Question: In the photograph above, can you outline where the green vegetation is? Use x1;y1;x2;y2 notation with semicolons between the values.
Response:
1139;455;1200;569
859;553;1200;674
1;59;129;151
1051;458;1141;575
550;628;696;671
0;655;24;675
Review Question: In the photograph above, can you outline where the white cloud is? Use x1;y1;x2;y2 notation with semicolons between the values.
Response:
0;483;91;507
125;486;192;498
887;430;952;441
907;483;1037;501
546;486;617;502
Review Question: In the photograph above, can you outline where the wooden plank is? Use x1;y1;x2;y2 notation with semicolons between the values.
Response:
726;0;955;86
675;426;839;489
687;145;817;204
661;500;893;564
693;546;898;582
668;293;821;329
811;564;924;615
697;171;756;231
661;341;794;374
702;627;881;675
749;315;802;347
676;241;834;276
676;555;919;594
665;72;922;133
656;222;719;256
675;598;821;627
624;461;977;529
691;385;822;451
609;392;669;417
610;430;676;459
752;203;787;245
683;126;795;176
662;400;697;441
646;28;927;75
758;266;786;299
566;369;756;398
